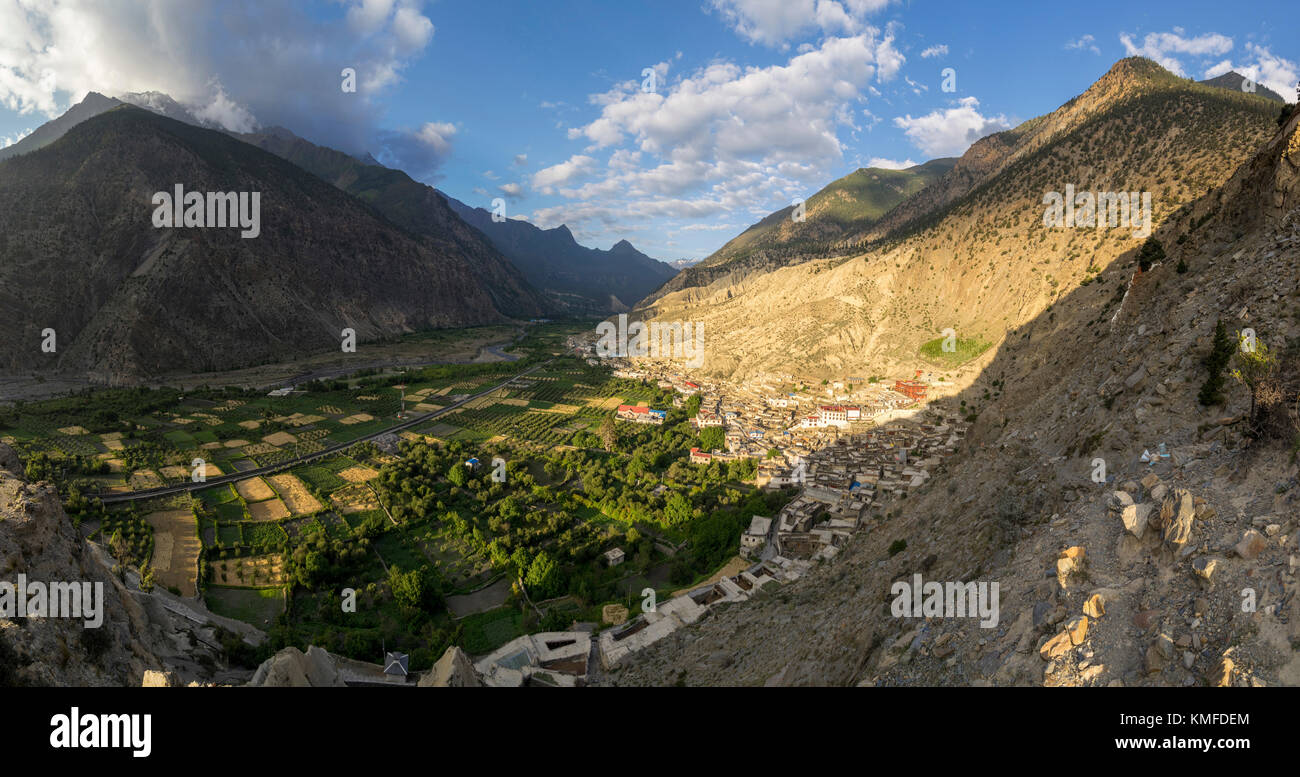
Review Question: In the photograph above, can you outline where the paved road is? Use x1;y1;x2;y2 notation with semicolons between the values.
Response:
93;359;551;504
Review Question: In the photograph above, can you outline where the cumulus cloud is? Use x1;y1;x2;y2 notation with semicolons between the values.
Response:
1065;34;1100;55
513;153;528;166
919;44;947;59
498;182;524;200
532;154;597;193
534;33;905;244
1203;43;1298;102
893;96;1011;157
867;156;916;169
708;0;896;48
0;0;439;169
1118;29;1233;76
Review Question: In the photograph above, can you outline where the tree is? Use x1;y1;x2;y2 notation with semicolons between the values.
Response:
1198;319;1235;405
1232;338;1279;431
663;492;692;527
388;566;426;610
598;416;618;452
684;394;702;418
525;551;558;599
1136;237;1165;272
447;462;468;487
699;426;725;452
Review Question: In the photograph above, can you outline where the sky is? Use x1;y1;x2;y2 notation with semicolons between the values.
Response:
0;0;1296;262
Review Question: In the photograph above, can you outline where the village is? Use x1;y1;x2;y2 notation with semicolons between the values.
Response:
449;333;975;684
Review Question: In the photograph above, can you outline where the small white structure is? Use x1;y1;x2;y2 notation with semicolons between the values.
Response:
605;548;626;566
741;516;772;556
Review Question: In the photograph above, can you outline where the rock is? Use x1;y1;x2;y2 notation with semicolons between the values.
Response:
1264;523;1281;537
1120;503;1151;537
1066;616;1089;646
1163;489;1196;551
1111;491;1134;509
1133;609;1161;630
933;643;955;659
1235;529;1268;560
1211;655;1235;687
248;646;344;687
1146;633;1174;674
1140;472;1160;490
1122;481;1139;494
419;646;483;687
1083;594;1106;619
1056;546;1087;589
1150;483;1168;502
1039;631;1074;661
1193;597;1208;617
1183;651;1195;669
1126;366;1148;391
1191;556;1221;583
141;670;176;687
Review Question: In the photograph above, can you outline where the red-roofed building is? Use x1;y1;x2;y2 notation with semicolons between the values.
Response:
893;380;927;401
689;447;713;464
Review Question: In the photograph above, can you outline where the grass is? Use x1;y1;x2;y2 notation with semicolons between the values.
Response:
205;586;285;629
459;606;526;655
919;336;993;367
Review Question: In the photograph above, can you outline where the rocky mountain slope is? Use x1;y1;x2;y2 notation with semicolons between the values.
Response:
0;444;243;686
646;158;955;304
441;192;678;313
0;106;526;383
612;91;1300;687
635;58;1285;382
238;128;545;319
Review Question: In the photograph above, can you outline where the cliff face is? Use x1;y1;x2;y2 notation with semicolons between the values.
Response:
0;444;235;686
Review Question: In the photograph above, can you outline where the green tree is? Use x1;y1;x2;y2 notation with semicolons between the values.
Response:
599;416;618;452
1231;337;1279;430
1136;237;1165;272
699;426;725;452
684;394;702;418
663;492;692;527
525;551;558;598
447;462;468;487
1198;319;1235;405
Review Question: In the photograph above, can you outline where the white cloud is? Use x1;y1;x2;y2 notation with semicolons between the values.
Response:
919;44;947;59
513;153;528;166
499;182;524;200
707;0;895;48
1118;30;1233;76
532;154;597;193
1203;44;1298;102
893;96;1011;157
0;0;436;162
867;156;916;169
1065;34;1100;55
0;125;33;148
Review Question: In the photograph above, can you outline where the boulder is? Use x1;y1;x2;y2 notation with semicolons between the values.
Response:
1083;594;1106;619
1235;529;1268;560
419;646;484;687
1162;489;1195;550
1120;503;1151;537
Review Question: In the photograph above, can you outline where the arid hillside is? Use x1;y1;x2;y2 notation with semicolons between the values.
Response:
612;97;1300;687
636;59;1284;385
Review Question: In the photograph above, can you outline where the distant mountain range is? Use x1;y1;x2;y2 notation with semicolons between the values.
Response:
439;194;677;314
0;105;537;382
645;157;956;304
0;90;681;381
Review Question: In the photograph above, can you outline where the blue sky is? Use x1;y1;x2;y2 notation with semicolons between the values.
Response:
1;1;1295;262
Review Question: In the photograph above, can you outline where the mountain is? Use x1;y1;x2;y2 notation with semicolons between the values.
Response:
0;106;528;383
635;58;1285;380
648;158;955;303
440;193;678;313
237;127;545;319
0;92;122;162
1199;71;1286;103
614;72;1300;688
